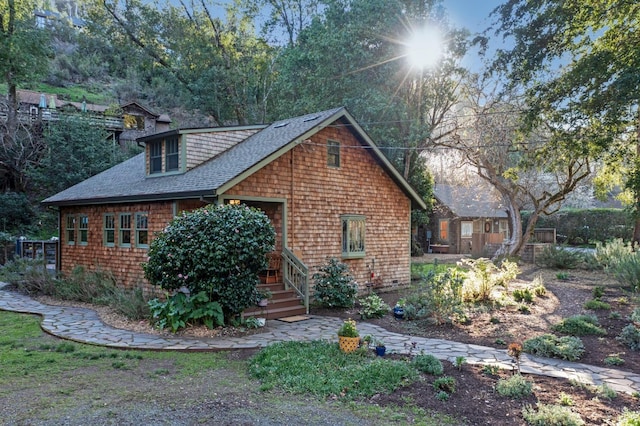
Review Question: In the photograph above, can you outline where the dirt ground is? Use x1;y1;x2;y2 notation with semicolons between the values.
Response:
26;263;640;424
311;264;640;425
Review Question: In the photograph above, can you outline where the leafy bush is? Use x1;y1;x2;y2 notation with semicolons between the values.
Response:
0;192;36;234
412;353;444;375
583;299;611;310
459;258;519;302
148;291;224;332
432;376;456;394
617;409;640;426
496;374;533;398
609;252;640;291
617;324;640;351
312;258;357;308
358;294;390;319
523;334;585;361
552;315;606;336
0;257;57;295
594;238;634;270
513;287;534;303
404;268;464;324
143;204;275;323
535;245;583;269
522;403;585;426
592;286;605;299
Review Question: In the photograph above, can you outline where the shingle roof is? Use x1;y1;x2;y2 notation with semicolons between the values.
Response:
42;107;425;208
434;184;508;218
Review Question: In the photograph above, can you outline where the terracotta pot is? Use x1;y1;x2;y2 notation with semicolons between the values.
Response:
338;336;360;353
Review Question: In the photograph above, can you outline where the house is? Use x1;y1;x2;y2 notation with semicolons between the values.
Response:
1;90;171;146
42;107;426;316
425;184;509;256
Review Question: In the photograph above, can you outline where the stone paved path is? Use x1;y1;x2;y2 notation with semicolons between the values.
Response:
1;282;639;395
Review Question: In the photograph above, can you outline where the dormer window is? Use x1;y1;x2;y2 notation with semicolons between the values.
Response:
147;135;181;175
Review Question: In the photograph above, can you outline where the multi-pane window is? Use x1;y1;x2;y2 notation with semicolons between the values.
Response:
149;141;162;174
104;214;115;246
78;215;89;245
165;137;179;172
65;215;75;245
327;140;340;167
136;213;149;247
461;221;473;238
119;213;132;247
341;215;365;258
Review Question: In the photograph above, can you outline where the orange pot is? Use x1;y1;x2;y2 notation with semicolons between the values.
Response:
338;336;360;353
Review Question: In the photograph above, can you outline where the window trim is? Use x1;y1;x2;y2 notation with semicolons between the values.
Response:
327;140;340;168
461;221;473;238
65;215;75;246
104;213;115;247
119;213;132;247
78;215;89;245
135;212;149;248
341;214;366;259
149;141;163;174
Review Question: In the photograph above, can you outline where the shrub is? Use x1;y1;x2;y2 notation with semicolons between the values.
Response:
0;257;57;295
617;409;640;426
143;204;275;323
592;286;605;299
513;287;535;303
522;403;585;426
552;315;606;336
583;299;611;310
535;245;583;269
496;374;533;398
148;291;224;332
412;353;444;375
460;258;519;302
595;238;634;270
523;334;585;361
404;267;464;324
609;252;640;292
358;294;390;319
433;376;456;394
312;258;357;308
617;324;640;351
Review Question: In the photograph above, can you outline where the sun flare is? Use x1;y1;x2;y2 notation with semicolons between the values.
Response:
406;27;443;69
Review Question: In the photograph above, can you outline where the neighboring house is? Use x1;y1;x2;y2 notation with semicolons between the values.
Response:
42;107;426;315
1;90;171;146
426;184;509;256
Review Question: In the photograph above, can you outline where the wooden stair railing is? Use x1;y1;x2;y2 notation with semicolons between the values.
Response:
281;247;309;314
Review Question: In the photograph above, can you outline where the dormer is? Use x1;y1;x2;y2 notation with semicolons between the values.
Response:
139;125;266;177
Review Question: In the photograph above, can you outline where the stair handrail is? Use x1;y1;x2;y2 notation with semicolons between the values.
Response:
281;247;309;314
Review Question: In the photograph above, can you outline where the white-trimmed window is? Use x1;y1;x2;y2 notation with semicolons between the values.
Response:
341;215;365;258
327;140;340;167
65;215;75;245
136;213;149;248
78;215;89;245
119;213;132;247
461;221;473;238
104;214;115;246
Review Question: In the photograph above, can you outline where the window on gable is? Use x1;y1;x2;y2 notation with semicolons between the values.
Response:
136;213;149;248
104;214;115;246
78;215;89;245
66;215;75;245
341;215;365;258
124;114;145;130
149;141;162;174
119;213;132;247
327;140;340;167
165;137;179;172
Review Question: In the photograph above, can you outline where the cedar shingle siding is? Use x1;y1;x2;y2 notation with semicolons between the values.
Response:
46;108;422;293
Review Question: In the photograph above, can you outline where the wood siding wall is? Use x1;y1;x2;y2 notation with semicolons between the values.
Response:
184;129;260;170
226;125;412;290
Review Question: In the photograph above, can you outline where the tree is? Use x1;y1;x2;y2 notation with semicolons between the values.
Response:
86;0;274;125
0;0;51;192
440;77;593;256
489;0;640;241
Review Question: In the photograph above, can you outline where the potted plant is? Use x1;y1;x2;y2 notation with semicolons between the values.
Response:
256;289;273;307
375;339;386;357
337;318;360;353
393;298;406;319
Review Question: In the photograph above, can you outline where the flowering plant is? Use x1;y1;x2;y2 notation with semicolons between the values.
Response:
337;319;359;338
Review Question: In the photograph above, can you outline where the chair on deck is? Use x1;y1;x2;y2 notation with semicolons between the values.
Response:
260;252;282;284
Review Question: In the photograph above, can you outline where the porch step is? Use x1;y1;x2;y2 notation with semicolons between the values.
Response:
244;282;306;320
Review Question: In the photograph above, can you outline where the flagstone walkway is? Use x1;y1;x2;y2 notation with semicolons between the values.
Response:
1;282;639;395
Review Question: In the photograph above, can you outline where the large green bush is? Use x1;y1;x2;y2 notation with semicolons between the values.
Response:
142;204;275;322
312;258;357;308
